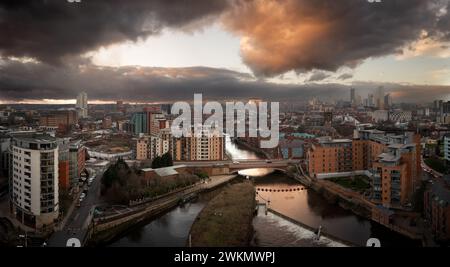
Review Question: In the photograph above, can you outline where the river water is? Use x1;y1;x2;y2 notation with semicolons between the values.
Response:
108;137;420;247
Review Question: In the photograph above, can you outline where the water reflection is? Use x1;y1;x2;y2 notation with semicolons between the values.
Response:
109;202;205;247
225;136;260;160
225;136;275;177
253;207;348;247
254;173;421;247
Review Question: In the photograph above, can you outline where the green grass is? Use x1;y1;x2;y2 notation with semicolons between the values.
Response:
425;158;449;174
189;182;255;247
327;175;371;192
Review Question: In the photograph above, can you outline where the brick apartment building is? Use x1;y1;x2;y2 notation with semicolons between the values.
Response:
307;129;421;208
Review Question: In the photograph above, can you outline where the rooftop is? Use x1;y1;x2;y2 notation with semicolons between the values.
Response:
12;132;56;144
378;152;400;162
141;165;187;177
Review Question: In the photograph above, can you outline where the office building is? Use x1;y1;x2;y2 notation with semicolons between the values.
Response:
131;112;147;135
384;93;392;109
76;92;88;118
368;94;375;107
350;88;356;106
376;86;385;109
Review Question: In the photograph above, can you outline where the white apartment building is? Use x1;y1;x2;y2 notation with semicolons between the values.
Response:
191;127;224;161
10;133;59;229
445;134;450;163
135;129;174;161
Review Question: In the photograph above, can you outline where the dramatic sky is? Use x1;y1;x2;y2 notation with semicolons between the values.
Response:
1;0;450;104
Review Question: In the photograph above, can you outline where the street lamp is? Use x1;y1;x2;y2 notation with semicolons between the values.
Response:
18;232;27;247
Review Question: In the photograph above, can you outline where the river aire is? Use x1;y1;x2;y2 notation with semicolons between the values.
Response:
108;136;420;247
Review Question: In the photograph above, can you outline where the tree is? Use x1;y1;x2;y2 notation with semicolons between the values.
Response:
161;152;173;167
101;158;129;191
151;156;162;169
152;153;173;169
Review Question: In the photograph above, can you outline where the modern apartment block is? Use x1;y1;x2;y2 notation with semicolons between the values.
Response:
9;133;59;229
173;127;225;161
307;137;353;175
307;129;421;208
444;134;450;163
135;125;225;162
190;128;224;161
372;143;418;207
135;135;150;160
134;128;174;161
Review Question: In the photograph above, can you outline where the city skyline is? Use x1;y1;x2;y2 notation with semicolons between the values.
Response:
1;0;450;104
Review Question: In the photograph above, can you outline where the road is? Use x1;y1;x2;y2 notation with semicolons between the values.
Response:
47;165;106;247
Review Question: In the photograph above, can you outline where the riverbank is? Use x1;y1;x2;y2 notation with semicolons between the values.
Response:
189;181;256;247
88;175;238;246
299;173;423;242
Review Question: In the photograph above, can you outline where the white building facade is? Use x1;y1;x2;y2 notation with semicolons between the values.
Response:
10;134;59;229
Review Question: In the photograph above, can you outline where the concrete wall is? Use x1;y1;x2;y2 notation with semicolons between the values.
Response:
315;170;372;180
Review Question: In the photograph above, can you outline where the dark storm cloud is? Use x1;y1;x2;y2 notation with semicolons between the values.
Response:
0;59;449;103
436;1;450;40
1;0;450;102
0;0;229;64
1;0;449;75
223;0;450;76
306;71;331;82
338;73;353;80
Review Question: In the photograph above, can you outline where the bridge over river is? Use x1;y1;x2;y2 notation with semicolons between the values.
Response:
175;159;302;173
